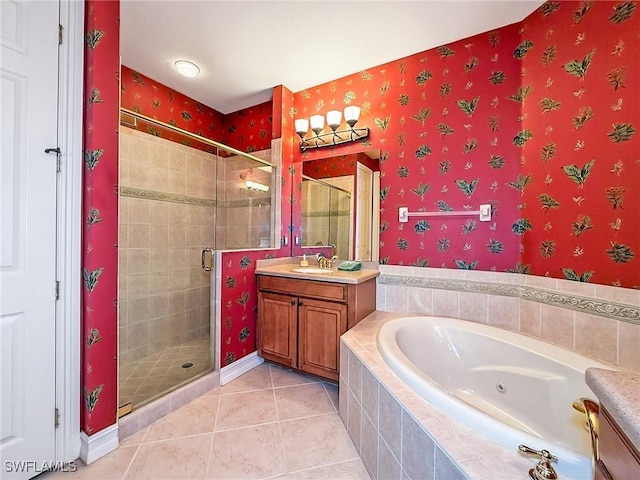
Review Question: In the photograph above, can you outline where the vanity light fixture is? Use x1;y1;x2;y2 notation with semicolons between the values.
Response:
294;105;369;151
174;60;200;78
245;180;269;192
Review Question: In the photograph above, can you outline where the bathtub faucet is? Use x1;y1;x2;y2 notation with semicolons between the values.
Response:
572;397;600;467
518;445;558;480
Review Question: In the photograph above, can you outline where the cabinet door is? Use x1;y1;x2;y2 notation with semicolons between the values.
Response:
298;298;347;381
257;291;297;367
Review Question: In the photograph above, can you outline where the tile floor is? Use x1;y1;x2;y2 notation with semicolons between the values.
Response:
119;338;211;409
46;363;368;480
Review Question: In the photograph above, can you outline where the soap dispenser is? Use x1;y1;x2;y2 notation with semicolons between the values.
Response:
299;254;309;267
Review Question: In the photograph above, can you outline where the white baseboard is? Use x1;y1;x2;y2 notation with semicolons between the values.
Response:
79;424;119;465
220;352;263;385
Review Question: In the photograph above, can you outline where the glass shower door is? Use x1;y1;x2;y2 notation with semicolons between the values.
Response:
118;119;216;411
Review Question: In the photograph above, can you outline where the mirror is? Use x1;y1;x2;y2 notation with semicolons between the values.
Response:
298;151;380;261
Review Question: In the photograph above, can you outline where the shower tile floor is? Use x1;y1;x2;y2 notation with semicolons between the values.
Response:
119;338;211;409
45;363;368;480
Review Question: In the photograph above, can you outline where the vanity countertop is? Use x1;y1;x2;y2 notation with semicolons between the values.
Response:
255;263;379;285
585;367;640;450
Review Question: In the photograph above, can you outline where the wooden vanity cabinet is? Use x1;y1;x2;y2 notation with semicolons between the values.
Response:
256;274;376;381
257;291;298;368
595;406;640;480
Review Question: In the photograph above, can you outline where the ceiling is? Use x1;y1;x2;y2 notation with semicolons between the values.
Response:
121;1;543;114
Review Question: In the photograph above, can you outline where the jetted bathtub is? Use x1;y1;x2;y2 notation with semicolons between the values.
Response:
376;316;612;479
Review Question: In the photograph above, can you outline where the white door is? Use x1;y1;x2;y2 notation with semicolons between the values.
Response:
354;163;373;261
1;1;59;478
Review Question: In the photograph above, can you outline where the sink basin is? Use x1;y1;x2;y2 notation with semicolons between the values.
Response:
292;267;333;274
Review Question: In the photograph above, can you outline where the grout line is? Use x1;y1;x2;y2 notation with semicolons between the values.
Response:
285;457;363;476
127;431;215;447
204;428;216;480
320;382;338;413
269;365;289;474
119;444;141;480
219;385;274;396
212;388;221;435
272;379;320;389
277;411;339;428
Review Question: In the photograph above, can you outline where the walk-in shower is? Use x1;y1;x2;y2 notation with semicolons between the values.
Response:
117;109;275;411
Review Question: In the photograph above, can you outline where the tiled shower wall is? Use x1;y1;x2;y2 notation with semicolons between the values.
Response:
376;265;640;372
118;127;213;363
216;150;273;250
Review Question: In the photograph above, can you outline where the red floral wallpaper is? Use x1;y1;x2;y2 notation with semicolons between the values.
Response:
222;100;273;153
302;152;378;179
293;24;524;272
120;65;225;147
520;1;639;287
220;252;264;366
120;65;273;154
280;85;301;253
81;0;120;435
290;2;639;286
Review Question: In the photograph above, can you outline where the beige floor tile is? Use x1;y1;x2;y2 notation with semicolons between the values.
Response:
143;395;219;442
216;389;278;431
206;423;285;479
280;414;358;472
120;427;148;447
83;366;361;480
286;459;369;479
269;365;320;388
220;363;272;394
274;383;336;421
43;446;138;480
125;434;212;479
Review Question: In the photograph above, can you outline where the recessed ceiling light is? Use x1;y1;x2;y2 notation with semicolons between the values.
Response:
174;60;200;78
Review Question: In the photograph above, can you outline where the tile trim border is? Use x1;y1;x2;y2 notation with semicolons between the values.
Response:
119;186;272;210
119;186;215;206
378;274;640;325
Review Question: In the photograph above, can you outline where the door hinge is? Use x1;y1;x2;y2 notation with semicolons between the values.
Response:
55;281;60;300
58;24;63;45
54;408;60;429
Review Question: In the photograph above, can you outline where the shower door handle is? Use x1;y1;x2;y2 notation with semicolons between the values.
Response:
201;247;214;272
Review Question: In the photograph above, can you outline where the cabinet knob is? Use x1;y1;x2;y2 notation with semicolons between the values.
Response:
298;300;303;306
290;300;296;305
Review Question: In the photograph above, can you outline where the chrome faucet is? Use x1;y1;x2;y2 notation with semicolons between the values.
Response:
518;445;558;480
